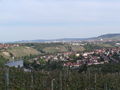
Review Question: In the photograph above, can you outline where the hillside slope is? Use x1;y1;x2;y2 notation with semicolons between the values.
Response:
1;46;40;59
96;34;120;40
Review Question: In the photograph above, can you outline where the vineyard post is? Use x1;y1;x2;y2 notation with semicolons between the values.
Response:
60;71;62;90
5;67;9;90
51;79;55;90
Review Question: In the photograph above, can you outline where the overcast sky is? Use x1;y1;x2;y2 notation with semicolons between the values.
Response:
0;0;120;42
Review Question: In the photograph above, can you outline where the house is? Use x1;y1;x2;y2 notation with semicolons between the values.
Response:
5;60;24;68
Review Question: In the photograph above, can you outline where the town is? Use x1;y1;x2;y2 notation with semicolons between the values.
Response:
25;47;120;69
0;40;120;70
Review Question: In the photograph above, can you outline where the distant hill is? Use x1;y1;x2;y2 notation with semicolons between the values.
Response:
96;33;120;40
13;33;120;43
98;34;120;38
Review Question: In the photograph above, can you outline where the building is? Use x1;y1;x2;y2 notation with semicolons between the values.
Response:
5;60;24;68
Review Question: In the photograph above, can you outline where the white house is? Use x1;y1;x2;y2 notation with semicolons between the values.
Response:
5;60;24;68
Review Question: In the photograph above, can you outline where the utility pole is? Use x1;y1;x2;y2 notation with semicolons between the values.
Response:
51;79;55;90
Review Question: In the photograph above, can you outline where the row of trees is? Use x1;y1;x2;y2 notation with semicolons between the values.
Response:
1;63;120;90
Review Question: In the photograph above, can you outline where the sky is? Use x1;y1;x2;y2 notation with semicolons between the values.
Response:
0;0;120;42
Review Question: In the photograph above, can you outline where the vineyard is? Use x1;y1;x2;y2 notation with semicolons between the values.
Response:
0;67;120;90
